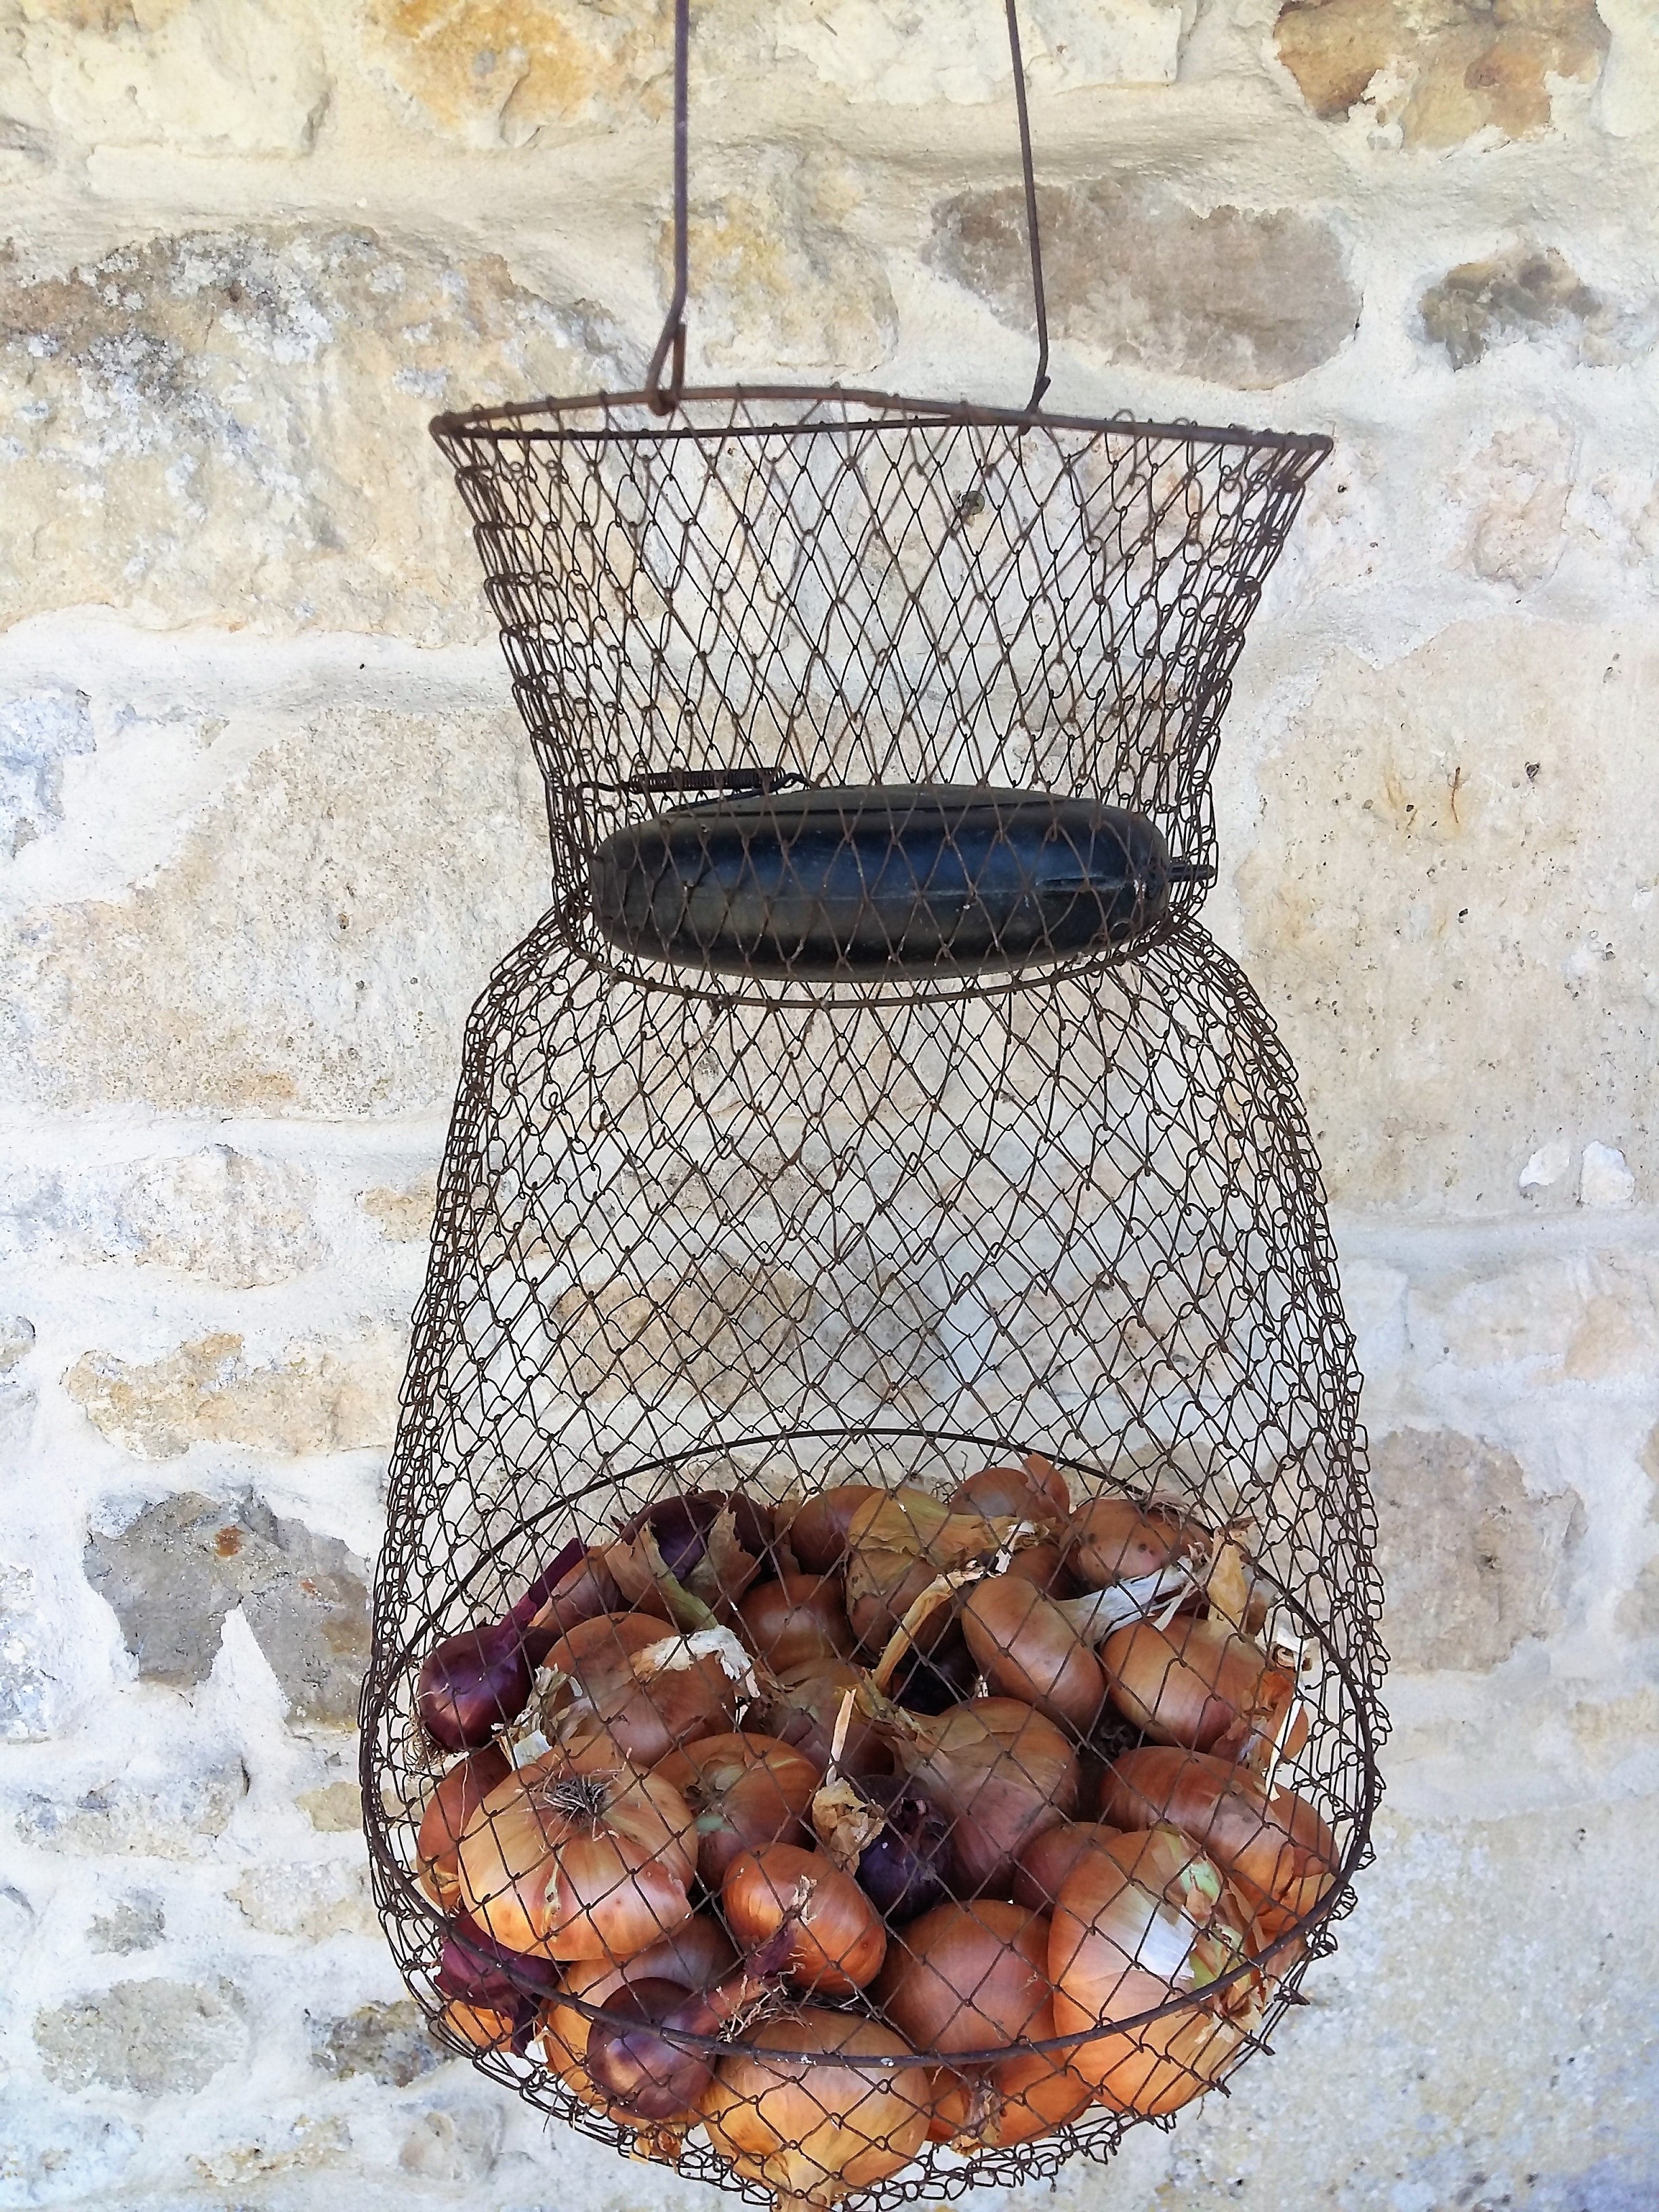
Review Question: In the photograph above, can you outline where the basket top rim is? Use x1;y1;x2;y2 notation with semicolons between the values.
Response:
429;380;1334;461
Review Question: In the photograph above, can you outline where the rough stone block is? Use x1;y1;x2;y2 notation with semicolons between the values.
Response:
0;228;623;640
360;1172;437;1243
1370;1428;1583;1671
359;0;1182;146
296;1779;363;1832
930;180;1358;389
1420;241;1658;370
67;1331;401;1460
0;688;94;859
228;1860;378;1940
14;1754;247;1856
1273;0;1610;146
309;1999;445;2087
396;2102;503;2182
0;703;548;1116
33;1977;247;2096
83;1490;371;1723
188;2114;354;2188
0;1561;62;1740
1;1145;325;1287
670;150;895;373
86;1895;165;1955
1237;619;1659;1212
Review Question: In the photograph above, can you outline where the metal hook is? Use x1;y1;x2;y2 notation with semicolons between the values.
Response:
643;0;691;416
642;0;1052;417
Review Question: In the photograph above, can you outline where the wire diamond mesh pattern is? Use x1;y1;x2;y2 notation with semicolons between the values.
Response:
362;387;1386;2212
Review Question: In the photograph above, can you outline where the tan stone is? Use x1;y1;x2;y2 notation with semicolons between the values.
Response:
1412;1251;1659;1378
0;703;548;1116
929;181;1358;390
1273;0;1610;147
1370;1428;1582;1670
34;1978;247;2096
228;1860;378;1940
361;1173;437;1242
1568;1685;1659;1767
0;228;622;641
358;0;670;146
665;150;895;375
1;0;327;156
296;1780;363;1832
65;1329;402;1458
1236;619;1659;1212
357;0;1182;143
190;2116;353;2188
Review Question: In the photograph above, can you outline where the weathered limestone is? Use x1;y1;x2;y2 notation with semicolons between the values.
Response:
83;1490;371;1722
310;1999;444;2087
14;1753;247;1856
228;1860;379;1939
67;1332;402;1460
1;703;548;1115
1273;0;1610;146
1420;241;1658;370
0;0;329;157
1370;1429;1582;1670
0;229;622;641
33;1977;247;2095
930;182;1359;389
1237;620;1659;1213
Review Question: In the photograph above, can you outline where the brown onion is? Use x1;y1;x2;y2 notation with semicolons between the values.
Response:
539;1917;738;2113
1101;1616;1305;1762
653;1734;821;1889
456;1750;696;1963
1003;1540;1074;1596
416;1742;512;1910
931;2013;1093;2147
787;1485;937;1574
874;1900;1049;2057
755;1660;886;1778
530;1551;670;1641
740;1576;855;1674
949;1454;1070;1526
1012;1821;1126;1912
546;1612;742;1769
700;2008;933;2210
441;1996;527;2053
1050;1822;1263;2116
886;1696;1078;1896
960;1575;1107;1732
1065;1498;1195;1591
722;1843;887;1994
1100;1746;1337;1947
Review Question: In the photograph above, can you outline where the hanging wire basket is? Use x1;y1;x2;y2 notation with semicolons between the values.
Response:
362;5;1385;2205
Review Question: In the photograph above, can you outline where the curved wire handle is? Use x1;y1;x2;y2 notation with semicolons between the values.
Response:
643;0;1052;417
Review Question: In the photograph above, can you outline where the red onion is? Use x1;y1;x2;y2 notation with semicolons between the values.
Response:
416;1534;583;1752
585;1917;800;2122
840;1772;951;1922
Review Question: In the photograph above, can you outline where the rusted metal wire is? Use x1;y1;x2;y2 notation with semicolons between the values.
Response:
361;8;1383;2206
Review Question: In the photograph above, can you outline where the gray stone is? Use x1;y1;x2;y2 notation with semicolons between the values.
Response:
1420;243;1658;371
1370;1429;1583;1671
309;2000;445;2088
0;702;547;1116
87;1896;165;1956
84;1492;370;1724
1273;0;1611;148
15;1755;247;1858
33;1978;247;2096
0;1562;61;1740
0;1146;325;1287
929;180;1358;390
0;228;626;642
65;1329;401;1459
228;1861;377;1941
0;1314;32;1379
0;689;94;858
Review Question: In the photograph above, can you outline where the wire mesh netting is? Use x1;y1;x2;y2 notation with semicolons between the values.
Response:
362;388;1387;2212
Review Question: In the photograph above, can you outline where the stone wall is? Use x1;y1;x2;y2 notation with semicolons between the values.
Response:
1;3;1656;2209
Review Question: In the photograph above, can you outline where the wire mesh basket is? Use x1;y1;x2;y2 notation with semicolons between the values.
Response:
361;7;1384;2205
